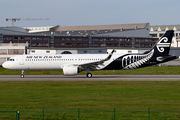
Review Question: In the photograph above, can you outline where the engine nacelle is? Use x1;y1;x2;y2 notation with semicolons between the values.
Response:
63;65;78;76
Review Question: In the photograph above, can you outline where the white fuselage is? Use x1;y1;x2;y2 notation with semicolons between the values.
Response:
2;53;122;71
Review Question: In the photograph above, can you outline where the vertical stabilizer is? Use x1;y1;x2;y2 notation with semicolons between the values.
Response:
151;30;174;56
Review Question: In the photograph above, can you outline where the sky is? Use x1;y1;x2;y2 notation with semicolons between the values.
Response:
0;0;180;27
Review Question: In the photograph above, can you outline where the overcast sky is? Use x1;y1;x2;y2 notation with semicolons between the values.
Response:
1;0;180;27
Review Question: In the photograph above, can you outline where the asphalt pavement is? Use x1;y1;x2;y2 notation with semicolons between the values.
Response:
0;75;180;81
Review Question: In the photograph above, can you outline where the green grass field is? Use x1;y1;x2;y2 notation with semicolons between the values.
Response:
1;66;180;119
1;81;180;119
1;81;180;109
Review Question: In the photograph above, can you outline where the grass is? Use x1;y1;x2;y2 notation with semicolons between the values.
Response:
1;66;180;75
1;66;180;119
0;81;180;119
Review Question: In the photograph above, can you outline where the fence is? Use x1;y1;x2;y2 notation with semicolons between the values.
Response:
1;108;180;120
0;111;20;120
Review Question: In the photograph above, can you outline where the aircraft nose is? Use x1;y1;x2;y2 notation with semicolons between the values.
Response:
2;62;8;69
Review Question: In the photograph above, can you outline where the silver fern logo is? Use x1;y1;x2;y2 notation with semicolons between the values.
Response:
122;49;154;70
156;37;170;52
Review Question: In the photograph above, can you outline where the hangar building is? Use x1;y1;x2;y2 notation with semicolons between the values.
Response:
2;23;157;49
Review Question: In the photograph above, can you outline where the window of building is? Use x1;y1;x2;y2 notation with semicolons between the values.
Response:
145;44;149;47
150;34;157;37
125;44;129;47
66;38;71;41
61;38;65;41
125;39;130;42
135;44;139;47
120;39;124;41
72;43;77;46
66;43;71;46
120;44;125;47
150;39;155;42
110;38;114;41
136;39;139;42
78;38;82;41
55;38;60;41
115;44;119;46
25;37;30;40
104;38;109;41
37;43;42;46
83;38;88;41
93;38;99;41
83;43;88;46
78;43;82;46
115;39;119;41
99;38;104;41
37;37;42;40
43;43;48;46
44;37;49;40
145;39;149;42
13;37;18;40
31;37;36;40
72;38;76;41
140;44;144;47
93;43;99;46
106;43;110;46
19;37;24;40
55;43;60;46
32;43;37;46
141;39;144;42
6;37;12;40
110;44;114;46
61;43;65;46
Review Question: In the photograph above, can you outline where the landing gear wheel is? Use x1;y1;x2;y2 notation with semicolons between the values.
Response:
20;74;24;78
21;70;24;78
86;73;92;78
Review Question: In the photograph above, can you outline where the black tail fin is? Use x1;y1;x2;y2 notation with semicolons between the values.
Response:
151;30;174;56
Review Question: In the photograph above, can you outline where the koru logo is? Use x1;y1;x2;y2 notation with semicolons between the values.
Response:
156;37;170;53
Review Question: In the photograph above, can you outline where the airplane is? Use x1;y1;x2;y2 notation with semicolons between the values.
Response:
2;30;177;78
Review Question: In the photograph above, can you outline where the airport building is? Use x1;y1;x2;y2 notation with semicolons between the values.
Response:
2;23;157;49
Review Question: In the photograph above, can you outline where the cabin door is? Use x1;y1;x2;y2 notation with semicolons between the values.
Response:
19;56;24;65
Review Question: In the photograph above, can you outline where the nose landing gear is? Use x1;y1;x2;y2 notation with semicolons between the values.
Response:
21;70;24;78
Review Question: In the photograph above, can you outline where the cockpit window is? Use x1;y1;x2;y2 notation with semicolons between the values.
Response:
8;59;15;61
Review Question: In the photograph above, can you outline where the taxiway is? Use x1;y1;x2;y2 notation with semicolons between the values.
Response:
0;75;180;81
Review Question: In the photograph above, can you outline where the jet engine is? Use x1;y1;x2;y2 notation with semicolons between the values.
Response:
63;65;78;75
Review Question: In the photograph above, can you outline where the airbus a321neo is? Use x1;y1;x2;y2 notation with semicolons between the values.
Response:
2;30;177;78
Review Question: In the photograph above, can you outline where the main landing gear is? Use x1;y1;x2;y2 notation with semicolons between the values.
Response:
85;68;92;78
86;73;92;78
21;70;24;78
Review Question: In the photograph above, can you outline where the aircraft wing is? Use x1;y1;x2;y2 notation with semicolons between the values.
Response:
78;50;116;70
